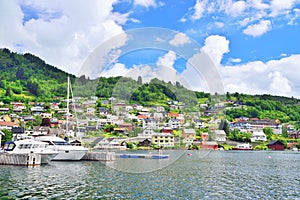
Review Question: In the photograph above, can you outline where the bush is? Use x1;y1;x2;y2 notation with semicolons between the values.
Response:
254;145;268;150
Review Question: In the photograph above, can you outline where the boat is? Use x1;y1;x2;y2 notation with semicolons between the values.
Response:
231;143;253;150
32;77;88;161
2;139;59;164
34;136;88;161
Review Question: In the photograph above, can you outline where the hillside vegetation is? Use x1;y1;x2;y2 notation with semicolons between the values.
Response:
0;48;74;102
1;48;300;126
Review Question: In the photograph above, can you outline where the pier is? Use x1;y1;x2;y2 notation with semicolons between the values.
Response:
117;153;169;159
81;151;116;161
0;153;41;166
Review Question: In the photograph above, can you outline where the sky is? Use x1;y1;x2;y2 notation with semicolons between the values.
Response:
1;0;300;97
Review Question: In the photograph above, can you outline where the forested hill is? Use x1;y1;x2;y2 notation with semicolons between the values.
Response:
0;48;210;105
225;93;300;123
1;48;300;125
0;48;75;102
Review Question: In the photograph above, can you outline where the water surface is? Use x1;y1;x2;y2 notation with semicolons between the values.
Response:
0;151;299;199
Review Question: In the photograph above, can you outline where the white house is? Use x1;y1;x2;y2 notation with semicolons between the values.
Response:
94;137;126;150
182;129;196;146
140;127;155;137
213;130;227;142
142;118;159;129
251;131;267;142
169;119;180;130
193;119;205;128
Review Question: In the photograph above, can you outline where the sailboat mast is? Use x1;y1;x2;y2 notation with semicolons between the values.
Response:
66;76;70;135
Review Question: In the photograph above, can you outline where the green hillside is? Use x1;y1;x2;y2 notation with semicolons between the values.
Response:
1;48;300;125
225;93;300;124
0;48;75;102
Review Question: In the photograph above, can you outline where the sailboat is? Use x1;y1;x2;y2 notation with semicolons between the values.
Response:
34;77;88;160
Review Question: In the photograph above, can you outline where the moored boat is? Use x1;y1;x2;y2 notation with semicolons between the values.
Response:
34;136;88;161
2;139;58;164
232;143;253;150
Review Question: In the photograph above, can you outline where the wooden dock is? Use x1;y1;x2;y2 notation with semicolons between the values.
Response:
0;153;41;166
81;151;116;161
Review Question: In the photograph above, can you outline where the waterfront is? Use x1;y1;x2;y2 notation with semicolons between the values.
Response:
0;151;299;199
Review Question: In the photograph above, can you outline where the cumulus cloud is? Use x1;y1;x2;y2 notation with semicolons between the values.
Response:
169;33;191;47
156;51;177;68
226;0;247;17
268;71;292;96
102;63;129;77
0;0;127;75
250;0;269;10
221;55;300;97
201;35;230;66
270;0;296;17
243;20;271;37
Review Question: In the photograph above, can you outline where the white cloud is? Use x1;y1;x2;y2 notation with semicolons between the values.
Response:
192;0;208;20
221;55;300;97
243;20;271;37
239;11;267;27
169;33;191;47
133;0;156;8
0;0;127;75
102;63;129;77
156;51;177;69
270;0;296;17
250;0;269;10
268;71;292;96
229;58;242;63
201;35;230;66
228;0;247;17
214;22;225;28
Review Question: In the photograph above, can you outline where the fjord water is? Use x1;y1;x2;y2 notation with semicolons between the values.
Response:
0;151;299;199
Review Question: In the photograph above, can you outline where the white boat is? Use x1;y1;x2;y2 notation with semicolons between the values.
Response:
232;143;253;150
2;139;59;164
34;136;88;161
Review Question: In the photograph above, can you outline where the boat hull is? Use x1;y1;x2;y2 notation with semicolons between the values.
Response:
52;149;88;161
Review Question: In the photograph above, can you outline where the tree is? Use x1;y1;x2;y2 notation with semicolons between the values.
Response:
16;66;25;80
219;119;230;135
1;129;13;145
5;85;12;96
263;127;273;140
282;127;288;138
103;124;117;132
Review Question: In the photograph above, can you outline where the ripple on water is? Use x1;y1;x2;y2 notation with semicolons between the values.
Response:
0;151;299;199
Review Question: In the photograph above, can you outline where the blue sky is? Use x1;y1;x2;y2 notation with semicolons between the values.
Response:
1;0;300;97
